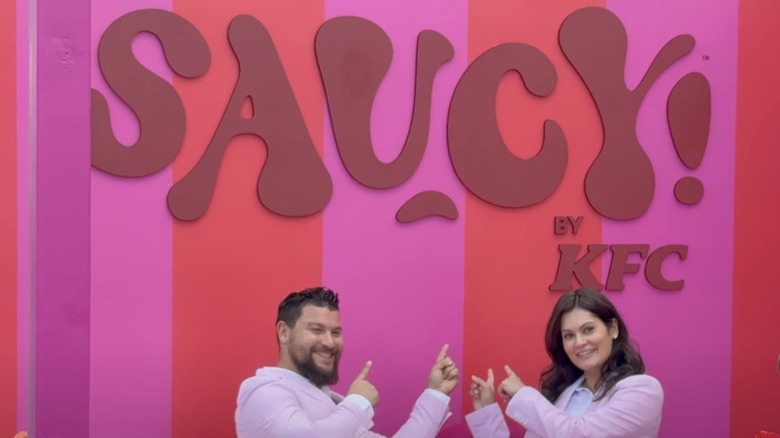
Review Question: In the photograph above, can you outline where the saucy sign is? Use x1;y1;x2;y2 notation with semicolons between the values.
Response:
91;6;711;291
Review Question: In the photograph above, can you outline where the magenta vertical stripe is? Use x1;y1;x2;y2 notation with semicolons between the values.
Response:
16;0;29;431
322;0;467;434
36;0;91;435
602;2;737;437
90;1;173;437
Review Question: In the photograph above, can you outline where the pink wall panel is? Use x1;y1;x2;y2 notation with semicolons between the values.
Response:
322;0;467;435
90;2;174;437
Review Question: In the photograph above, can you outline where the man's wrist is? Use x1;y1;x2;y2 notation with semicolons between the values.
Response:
343;394;376;418
424;388;451;403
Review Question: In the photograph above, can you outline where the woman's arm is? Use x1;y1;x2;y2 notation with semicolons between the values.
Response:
505;375;663;438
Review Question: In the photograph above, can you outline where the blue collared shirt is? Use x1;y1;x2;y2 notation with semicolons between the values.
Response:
564;375;594;418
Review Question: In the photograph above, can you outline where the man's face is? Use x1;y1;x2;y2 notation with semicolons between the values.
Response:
284;305;343;387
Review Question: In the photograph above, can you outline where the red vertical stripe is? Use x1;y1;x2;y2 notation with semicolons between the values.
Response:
464;0;604;430
0;0;17;434
732;0;780;435
171;1;324;436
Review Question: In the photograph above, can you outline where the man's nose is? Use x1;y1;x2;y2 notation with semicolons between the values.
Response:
321;332;336;347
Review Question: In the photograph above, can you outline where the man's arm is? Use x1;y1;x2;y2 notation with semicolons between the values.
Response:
237;345;456;438
378;389;451;438
363;345;457;438
236;380;380;438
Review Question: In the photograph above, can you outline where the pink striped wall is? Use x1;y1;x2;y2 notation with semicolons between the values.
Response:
9;0;778;436
603;0;737;436
90;2;173;437
322;0;467;434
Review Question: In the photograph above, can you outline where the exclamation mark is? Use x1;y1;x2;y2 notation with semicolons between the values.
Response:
667;72;711;205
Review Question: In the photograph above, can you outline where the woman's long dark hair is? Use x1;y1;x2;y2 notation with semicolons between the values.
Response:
540;287;645;402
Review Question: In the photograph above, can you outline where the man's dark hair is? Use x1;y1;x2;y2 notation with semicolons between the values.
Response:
277;287;340;328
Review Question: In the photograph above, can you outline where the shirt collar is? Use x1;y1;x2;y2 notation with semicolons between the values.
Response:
573;375;592;393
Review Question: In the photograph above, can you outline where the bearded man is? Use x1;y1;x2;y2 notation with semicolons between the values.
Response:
235;286;458;437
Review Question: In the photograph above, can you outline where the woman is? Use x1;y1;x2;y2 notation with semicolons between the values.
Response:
466;287;663;438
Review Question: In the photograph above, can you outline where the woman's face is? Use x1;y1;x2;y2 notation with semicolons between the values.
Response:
561;308;617;379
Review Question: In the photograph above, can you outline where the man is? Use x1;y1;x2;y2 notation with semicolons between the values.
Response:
235;286;458;437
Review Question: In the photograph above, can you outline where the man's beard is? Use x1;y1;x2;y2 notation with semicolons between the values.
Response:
292;347;340;387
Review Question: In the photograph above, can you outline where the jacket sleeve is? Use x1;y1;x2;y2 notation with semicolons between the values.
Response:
380;389;451;438
236;380;377;438
504;375;664;438
464;403;511;438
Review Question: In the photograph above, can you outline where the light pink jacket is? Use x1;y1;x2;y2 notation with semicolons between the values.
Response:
236;367;451;438
466;374;663;438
